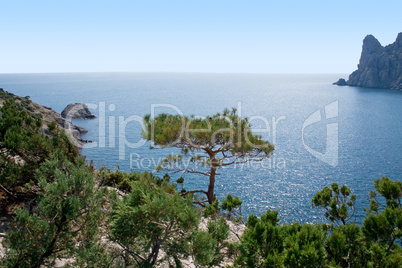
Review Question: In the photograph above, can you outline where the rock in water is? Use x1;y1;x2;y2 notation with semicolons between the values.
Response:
334;32;402;90
61;103;96;119
333;78;348;86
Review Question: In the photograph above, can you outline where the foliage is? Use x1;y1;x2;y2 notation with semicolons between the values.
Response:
366;176;402;213
236;210;282;267
221;194;243;223
236;179;402;267
109;177;200;267
325;224;368;267
236;210;326;268
363;207;402;251
0;93;78;196
2;155;104;267
98;167;140;192
1;91;104;267
202;199;220;218
176;176;185;192
282;223;326;268
191;217;232;267
312;183;356;225
99;166;174;194
366;242;402;268
362;176;402;264
143;108;274;204
176;176;184;184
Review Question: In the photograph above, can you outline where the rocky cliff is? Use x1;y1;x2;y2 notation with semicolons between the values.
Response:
334;32;402;90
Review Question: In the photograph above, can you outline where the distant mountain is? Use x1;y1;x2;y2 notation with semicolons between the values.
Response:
334;32;402;90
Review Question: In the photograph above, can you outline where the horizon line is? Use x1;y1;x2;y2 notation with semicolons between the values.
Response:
0;71;350;75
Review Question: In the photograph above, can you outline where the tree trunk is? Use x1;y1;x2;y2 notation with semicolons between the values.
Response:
33;214;67;268
207;159;217;204
148;238;161;266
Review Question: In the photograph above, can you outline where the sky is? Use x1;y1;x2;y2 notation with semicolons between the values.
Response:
0;0;401;74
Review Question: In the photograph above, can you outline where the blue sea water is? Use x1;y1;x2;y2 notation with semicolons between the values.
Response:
1;72;402;224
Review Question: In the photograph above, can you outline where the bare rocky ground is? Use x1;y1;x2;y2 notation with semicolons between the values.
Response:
0;214;9;260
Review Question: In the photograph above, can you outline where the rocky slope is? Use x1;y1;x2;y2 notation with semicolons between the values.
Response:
0;89;90;148
334;32;402;90
40;105;91;148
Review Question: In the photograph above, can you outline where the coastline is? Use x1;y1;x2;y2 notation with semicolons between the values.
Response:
0;89;89;149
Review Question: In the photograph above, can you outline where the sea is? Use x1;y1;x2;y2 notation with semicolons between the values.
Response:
1;72;402;224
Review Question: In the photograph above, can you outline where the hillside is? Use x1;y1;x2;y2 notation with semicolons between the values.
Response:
0;89;89;148
0;89;401;267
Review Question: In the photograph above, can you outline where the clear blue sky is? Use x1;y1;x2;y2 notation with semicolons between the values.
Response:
0;0;401;73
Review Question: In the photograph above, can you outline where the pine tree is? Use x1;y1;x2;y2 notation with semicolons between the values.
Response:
312;183;356;225
143;108;274;205
109;177;200;267
3;156;104;267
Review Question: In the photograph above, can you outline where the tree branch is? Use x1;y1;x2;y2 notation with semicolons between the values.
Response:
0;183;17;199
181;190;208;196
219;156;265;167
115;240;146;263
159;163;211;176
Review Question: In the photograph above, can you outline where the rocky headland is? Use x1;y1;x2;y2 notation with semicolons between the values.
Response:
41;105;91;148
334;32;402;90
0;90;91;148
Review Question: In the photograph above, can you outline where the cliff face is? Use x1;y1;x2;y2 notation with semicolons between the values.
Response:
335;33;402;90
